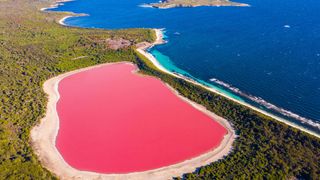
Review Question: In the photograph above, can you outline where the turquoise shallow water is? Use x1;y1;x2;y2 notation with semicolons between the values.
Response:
151;49;244;101
52;0;320;133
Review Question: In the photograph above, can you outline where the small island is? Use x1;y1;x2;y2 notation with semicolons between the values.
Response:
147;0;250;8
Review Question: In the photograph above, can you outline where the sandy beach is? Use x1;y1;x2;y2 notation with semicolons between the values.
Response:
137;29;320;139
41;0;88;26
40;0;74;11
58;16;72;26
30;61;235;179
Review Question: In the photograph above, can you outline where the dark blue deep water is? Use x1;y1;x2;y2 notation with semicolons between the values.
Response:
52;0;320;133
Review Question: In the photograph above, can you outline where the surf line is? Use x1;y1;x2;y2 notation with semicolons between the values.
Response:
209;78;320;130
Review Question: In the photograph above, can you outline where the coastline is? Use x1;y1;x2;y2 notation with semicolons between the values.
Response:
148;3;250;9
58;15;72;26
40;0;74;11
142;0;250;9
137;29;320;139
30;61;235;179
41;0;88;26
31;1;319;178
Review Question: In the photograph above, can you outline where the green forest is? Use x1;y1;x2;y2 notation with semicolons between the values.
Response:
0;0;319;179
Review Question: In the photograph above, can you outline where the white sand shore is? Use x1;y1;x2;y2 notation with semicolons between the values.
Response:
137;29;320;139
58;16;72;26
40;0;74;12
41;0;88;26
31;61;235;180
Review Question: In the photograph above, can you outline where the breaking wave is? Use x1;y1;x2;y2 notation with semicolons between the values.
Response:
209;78;320;130
139;4;153;8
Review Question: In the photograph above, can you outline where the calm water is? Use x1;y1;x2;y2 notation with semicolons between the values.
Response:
52;0;320;132
57;63;225;172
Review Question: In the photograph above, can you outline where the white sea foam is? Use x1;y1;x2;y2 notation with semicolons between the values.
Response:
41;0;74;11
209;78;320;130
139;4;153;8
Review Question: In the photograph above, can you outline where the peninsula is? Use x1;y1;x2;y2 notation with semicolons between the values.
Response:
148;0;250;8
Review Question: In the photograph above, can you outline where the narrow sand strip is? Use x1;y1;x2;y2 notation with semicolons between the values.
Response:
58;16;72;26
137;29;319;139
40;0;74;11
31;61;235;180
41;0;87;26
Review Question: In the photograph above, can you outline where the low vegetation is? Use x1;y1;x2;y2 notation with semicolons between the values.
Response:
0;0;319;179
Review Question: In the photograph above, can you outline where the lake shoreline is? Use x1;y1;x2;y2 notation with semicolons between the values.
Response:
30;60;236;179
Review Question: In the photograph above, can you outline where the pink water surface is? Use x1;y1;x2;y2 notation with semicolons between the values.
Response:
56;63;226;173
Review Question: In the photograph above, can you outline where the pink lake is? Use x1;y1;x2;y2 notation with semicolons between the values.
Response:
56;62;226;173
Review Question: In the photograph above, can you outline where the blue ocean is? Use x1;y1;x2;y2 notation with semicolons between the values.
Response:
52;0;320;133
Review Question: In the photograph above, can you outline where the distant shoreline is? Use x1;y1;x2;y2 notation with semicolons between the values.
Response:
40;0;74;11
145;0;250;9
40;0;88;25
